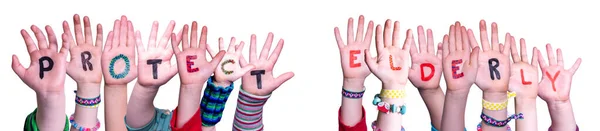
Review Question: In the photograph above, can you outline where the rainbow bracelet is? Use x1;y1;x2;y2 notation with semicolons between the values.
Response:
69;114;100;131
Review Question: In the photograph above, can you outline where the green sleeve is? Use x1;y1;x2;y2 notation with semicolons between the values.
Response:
23;108;69;131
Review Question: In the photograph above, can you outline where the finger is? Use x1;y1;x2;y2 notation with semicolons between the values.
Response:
127;21;135;47
104;31;114;52
417;26;425;54
409;31;418;57
467;29;479;50
568;58;582;74
234;64;255;79
461;26;469;51
519;38;528;63
259;32;274;60
392;21;401;47
62;21;76;49
364;21;375;47
442;35;449;57
470;47;481;66
199;26;208;51
159;20;176;49
510;36;520;62
403;29;413;50
209;51;226;68
531;47;539;68
227;37;236;52
383;20;392;47
546;44;556;65
11;55;26;79
479;20;490;51
235;41;246;55
448;25;456;51
111;19;120;48
190;21;199;48
60;33;70;55
148;21;159;48
536;48;548;68
135;31;145;53
249;34;258;62
21;30;37;53
239;54;249;67
355;15;365;42
375;24;384;54
206;38;218;57
454;22;463;51
499;44;504;53
273;72;295;87
557;48;564;67
436;42;443;59
268;39;284;65
95;24;103;48
334;27;345;49
83;16;93;45
364;49;378;72
163;35;175;59
491;22;500;51
347;17;355;44
119;16;128;47
171;33;181;55
426;29;434;54
45;25;58;52
181;25;190;50
32;25;49;49
73;14;85;45
503;33;512;55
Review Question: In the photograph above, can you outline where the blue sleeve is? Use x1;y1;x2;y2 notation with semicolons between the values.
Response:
125;108;173;131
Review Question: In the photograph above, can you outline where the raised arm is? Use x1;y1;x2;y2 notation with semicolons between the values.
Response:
333;15;373;130
101;16;138;131
125;20;179;130
537;44;581;131
63;14;103;131
441;22;480;131
407;25;444;130
507;37;540;131
364;20;411;131
14;25;70;130
232;33;294;131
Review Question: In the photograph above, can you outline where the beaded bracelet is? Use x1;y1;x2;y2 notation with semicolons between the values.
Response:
74;90;101;108
380;89;406;99
548;125;579;131
371;121;405;131
431;123;468;131
69;114;101;131
342;88;365;98
480;112;523;127
482;92;516;111
477;123;511;131
372;94;406;114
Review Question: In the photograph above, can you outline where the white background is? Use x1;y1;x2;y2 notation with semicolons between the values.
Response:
0;0;598;130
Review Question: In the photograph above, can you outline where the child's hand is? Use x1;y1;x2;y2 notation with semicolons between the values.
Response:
471;20;511;92
64;14;103;84
442;22;480;91
173;22;225;86
508;37;540;99
134;21;178;87
408;26;442;89
334;15;374;81
101;16;138;86
240;33;294;96
536;44;581;102
12;25;69;94
207;37;255;86
364;20;411;88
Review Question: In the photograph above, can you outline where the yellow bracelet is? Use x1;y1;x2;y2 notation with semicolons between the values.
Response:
482;92;516;111
379;89;405;99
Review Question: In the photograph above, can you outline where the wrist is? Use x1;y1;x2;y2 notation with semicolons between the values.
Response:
548;100;572;112
343;78;366;90
483;91;508;103
212;78;232;87
76;83;101;98
382;83;405;90
417;86;442;94
104;84;127;88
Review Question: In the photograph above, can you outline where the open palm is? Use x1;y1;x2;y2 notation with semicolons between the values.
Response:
173;22;225;86
135;21;178;87
408;26;442;89
208;37;255;83
442;22;479;91
64;14;103;84
508;37;540;99
12;25;69;93
334;15;374;80
471;20;511;92
240;33;295;96
101;16;138;85
365;20;410;87
537;44;581;102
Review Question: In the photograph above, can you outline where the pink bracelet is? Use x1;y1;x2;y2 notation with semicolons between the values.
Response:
371;121;405;131
69;114;101;131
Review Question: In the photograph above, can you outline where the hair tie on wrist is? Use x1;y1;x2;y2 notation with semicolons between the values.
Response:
69;114;101;131
342;87;365;99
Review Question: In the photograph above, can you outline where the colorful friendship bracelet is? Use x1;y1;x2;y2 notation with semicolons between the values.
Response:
476;123;511;131
371;121;405;131
379;89;406;99
372;94;406;114
200;76;235;126
69;114;101;131
74;90;101;108
548;125;579;131
341;87;365;99
482;92;516;111
480;112;523;127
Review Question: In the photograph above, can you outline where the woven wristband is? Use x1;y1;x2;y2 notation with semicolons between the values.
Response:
480;112;523;127
380;89;406;99
74;90;101;108
200;76;234;126
69;114;101;131
342;87;365;98
482;92;516;111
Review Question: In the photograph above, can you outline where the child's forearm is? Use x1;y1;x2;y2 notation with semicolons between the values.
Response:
72;83;101;130
36;92;66;131
515;98;537;131
548;100;577;130
481;91;508;131
375;84;404;131
104;84;128;130
125;83;159;128
340;78;365;126
441;88;469;131
418;86;444;129
176;84;202;128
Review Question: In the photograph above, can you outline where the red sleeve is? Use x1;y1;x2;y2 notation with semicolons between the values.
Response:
338;106;367;131
170;107;203;131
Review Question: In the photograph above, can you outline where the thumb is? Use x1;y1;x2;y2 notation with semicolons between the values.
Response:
273;72;295;88
209;51;226;68
364;49;377;72
234;64;255;78
469;47;480;67
12;55;26;80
